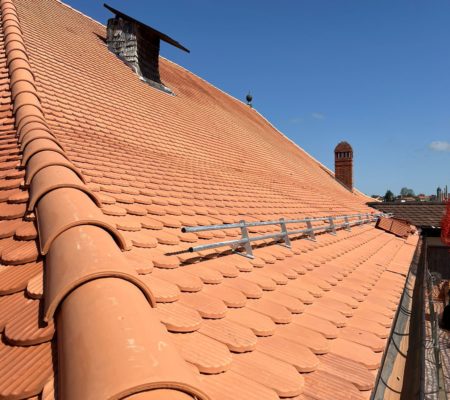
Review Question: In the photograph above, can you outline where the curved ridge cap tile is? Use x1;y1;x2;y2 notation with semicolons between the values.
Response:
1;3;18;15
1;0;76;190
2;16;24;33
123;389;195;399
19;123;54;144
3;21;23;36
44;225;154;322
10;78;38;99
22;137;65;165
13;92;42;114
4;42;27;62
8;67;36;88
17;114;48;136
9;67;35;89
8;58;32;75
25;150;82;185
36;187;126;255
58;278;210;400
29;165;101;211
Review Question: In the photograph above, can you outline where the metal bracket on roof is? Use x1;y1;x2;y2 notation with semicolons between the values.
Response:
328;216;337;235
305;218;316;241
232;220;254;259
279;218;292;248
344;216;351;231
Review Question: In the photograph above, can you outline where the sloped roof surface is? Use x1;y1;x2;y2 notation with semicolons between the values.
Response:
368;202;446;228
376;217;414;238
0;0;419;399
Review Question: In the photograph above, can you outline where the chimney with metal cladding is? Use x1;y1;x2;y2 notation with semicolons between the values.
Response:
104;3;189;93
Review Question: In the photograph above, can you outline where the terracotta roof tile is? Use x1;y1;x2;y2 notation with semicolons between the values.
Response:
201;371;279;400
329;338;382;370
258;335;319;373
157;302;202;333
302;370;364;400
172;331;232;374
3;295;54;346
0;338;53;400
0;0;421;397
200;318;258;353
231;351;304;397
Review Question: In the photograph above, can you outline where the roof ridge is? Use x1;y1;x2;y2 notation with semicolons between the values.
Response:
0;1;209;398
55;0;106;29
161;56;371;200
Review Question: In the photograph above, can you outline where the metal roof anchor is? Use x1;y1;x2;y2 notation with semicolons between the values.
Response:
305;218;316;241
328;216;337;235
279;218;292;248
344;216;351;231
234;220;254;259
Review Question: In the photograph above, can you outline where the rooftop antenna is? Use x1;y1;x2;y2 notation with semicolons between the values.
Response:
246;91;253;108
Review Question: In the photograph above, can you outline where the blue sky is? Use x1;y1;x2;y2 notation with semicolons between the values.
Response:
65;0;450;196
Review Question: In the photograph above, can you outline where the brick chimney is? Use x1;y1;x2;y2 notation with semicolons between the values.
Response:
104;4;189;93
334;141;353;190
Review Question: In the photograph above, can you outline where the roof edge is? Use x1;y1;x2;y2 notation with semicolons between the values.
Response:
55;0;106;29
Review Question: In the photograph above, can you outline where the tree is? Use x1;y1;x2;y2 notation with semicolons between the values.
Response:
384;190;394;202
400;187;415;197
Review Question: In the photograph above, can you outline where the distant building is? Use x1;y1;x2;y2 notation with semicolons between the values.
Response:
437;187;443;202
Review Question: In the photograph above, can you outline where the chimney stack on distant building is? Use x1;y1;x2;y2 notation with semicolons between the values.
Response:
437;186;443;202
334;141;353;191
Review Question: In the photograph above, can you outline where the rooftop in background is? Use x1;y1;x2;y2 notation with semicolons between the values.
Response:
367;201;447;228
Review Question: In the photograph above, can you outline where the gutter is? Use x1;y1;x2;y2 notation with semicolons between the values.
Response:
371;237;422;399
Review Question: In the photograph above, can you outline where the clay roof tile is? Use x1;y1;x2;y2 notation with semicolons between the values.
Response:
0;0;422;397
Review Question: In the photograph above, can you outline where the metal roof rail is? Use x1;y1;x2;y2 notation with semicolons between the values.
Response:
181;212;393;259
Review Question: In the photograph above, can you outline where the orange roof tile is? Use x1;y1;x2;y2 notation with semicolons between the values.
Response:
0;0;420;398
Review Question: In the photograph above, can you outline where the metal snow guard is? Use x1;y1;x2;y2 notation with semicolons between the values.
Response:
181;212;392;259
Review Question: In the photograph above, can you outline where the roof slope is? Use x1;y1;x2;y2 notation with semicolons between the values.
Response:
368;201;446;228
0;0;419;399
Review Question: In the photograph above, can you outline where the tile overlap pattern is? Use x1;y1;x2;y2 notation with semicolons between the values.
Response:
0;0;420;399
368;202;446;228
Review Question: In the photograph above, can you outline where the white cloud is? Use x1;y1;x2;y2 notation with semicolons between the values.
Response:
429;141;450;152
311;112;325;120
289;117;303;124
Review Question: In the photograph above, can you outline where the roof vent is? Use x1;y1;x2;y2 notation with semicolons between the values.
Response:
104;3;189;94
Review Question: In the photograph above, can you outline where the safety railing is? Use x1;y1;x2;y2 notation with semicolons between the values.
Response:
424;247;448;400
181;212;392;258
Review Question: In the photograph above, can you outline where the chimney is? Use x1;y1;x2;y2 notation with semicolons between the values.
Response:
104;4;189;93
334;141;353;191
437;187;443;202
